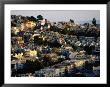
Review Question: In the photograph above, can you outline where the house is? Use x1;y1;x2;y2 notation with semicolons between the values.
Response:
69;51;77;59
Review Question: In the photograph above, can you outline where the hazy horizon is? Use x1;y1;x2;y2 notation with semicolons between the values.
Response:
11;10;100;24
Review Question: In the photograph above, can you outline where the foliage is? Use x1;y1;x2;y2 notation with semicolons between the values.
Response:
92;18;96;26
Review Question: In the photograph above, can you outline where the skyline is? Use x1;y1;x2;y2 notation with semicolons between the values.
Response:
11;10;100;24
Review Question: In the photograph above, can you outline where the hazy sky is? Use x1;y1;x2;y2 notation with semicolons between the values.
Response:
11;10;100;23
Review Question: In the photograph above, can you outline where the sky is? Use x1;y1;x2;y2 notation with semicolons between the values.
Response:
11;10;100;23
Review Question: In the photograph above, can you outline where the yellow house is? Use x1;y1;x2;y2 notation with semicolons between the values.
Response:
14;53;23;59
17;37;24;44
29;50;37;57
25;21;36;29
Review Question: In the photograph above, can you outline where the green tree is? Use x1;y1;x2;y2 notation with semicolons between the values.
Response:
43;55;53;66
24;59;44;73
34;59;44;70
37;15;43;20
70;19;74;23
92;18;96;26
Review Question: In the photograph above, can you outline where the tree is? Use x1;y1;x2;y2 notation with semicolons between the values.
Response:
72;44;78;51
70;19;74;23
24;59;44;73
24;60;34;73
43;55;53;66
34;59;44;70
92;18;96;26
30;16;37;22
58;58;64;63
37;15;43;20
